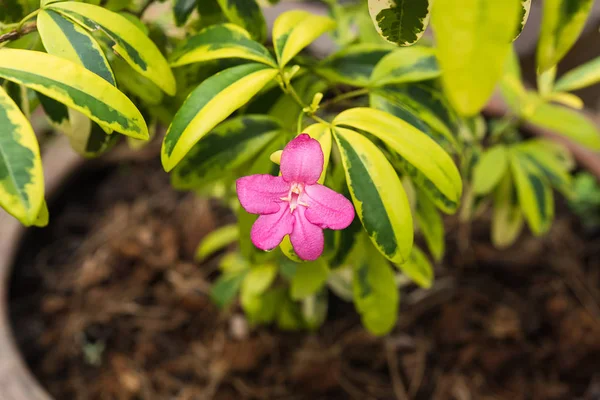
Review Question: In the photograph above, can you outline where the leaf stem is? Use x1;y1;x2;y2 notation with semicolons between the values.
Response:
280;70;330;126
17;9;40;30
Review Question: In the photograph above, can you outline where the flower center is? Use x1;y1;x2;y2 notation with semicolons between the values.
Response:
281;182;309;213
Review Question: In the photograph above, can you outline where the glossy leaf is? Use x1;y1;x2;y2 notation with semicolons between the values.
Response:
195;224;240;261
37;10;116;86
415;191;444;261
368;0;431;46
492;173;524;248
554;56;600;92
315;44;390;87
0;49;147;139
353;237;399;335
370;46;439;87
216;0;266;42
161;63;278;171
272;10;336;67
395;246;433;288
172;115;281;189
333;127;413;264
0;85;44;226
537;0;593;72
174;0;196;26
472;145;509;195
525;102;600;150
334;108;462;213
510;151;554;236
291;259;329;300
513;143;573;196
432;0;521;115
49;1;176;95
169;24;276;68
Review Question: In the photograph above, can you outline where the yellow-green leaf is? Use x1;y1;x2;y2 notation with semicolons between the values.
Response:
513;143;573;197
370;46;439;87
510;150;554;236
472;145;509;195
415;191;444;261
431;0;521;115
525;102;600;150
315;44;390;87
195;224;240;261
241;263;278;297
169;23;276;68
161;63;278;171
368;0;431;46
334;107;462;213
0;85;44;226
49;1;176;95
333;127;413;264
537;0;593;73
394;245;433;288
37;9;116;86
291;259;329;300
216;0;266;42
172;115;281;189
0;49;147;139
272;10;336;67
554;56;600;92
492;173;524;248
33;200;49;227
514;0;532;40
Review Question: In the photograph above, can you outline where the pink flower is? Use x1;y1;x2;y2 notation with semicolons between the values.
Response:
236;134;355;261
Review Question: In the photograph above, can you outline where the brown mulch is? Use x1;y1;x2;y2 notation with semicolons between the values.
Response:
8;159;600;400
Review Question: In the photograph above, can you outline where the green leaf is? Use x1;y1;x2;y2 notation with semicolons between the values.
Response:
172;115;281;189
554;56;600;92
65;115;119;158
0;85;44;226
161;63;278;171
368;0;431;46
37;10;116;86
174;0;196;26
315;44;390;87
241;263;278;297
111;56;164;106
49;1;176;95
273;10;336;67
415;191;444;261
302;290;328;330
492;173;524;248
395;246;433;288
472;145;509;195
0;48;147;139
216;0;266;42
370;46;439;87
195;224;239;261
211;271;247;308
537;0;594;73
431;0;521;115
369;85;459;150
333;127;413;264
334;107;462;213
169;23;276;68
353;237;399;335
513;143;573;196
0;0;24;23
241;287;281;325
514;0;532;40
510;150;554;236
525;102;600;150
499;47;531;115
290;259;329;300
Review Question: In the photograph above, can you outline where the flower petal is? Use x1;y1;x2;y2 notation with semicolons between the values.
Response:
290;207;324;261
251;202;295;251
236;174;290;215
303;184;355;230
280;133;324;185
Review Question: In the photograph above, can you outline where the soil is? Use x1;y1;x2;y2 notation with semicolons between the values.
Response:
8;157;600;400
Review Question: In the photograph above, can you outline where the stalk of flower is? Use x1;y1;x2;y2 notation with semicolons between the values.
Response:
236;134;355;261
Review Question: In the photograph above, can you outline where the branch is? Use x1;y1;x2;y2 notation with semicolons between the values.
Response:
0;23;37;45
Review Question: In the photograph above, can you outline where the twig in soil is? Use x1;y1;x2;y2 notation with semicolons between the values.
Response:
385;339;411;400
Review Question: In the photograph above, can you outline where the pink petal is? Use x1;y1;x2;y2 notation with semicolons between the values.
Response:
290;207;324;261
251;202;295;251
303;184;355;230
236;174;290;215
280;133;324;185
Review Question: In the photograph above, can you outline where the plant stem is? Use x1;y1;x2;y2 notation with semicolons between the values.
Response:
320;88;369;109
0;22;37;45
281;72;330;126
